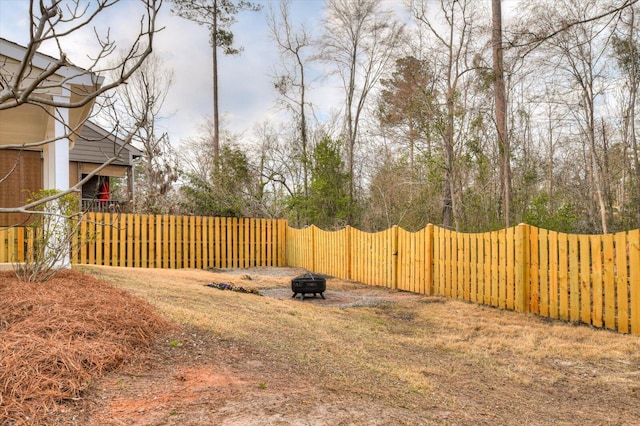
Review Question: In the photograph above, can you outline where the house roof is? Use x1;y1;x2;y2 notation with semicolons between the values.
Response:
0;37;103;149
70;121;143;166
0;37;104;87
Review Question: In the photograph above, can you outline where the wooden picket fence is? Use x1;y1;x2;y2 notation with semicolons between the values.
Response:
286;224;640;335
75;213;287;268
0;213;286;269
2;215;639;335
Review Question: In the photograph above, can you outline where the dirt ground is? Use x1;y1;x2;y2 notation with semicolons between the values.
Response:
63;268;438;426
4;266;640;425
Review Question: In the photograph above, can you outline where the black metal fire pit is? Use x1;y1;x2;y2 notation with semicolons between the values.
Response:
291;273;326;301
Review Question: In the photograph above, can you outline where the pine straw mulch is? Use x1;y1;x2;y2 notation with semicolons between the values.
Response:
0;269;172;425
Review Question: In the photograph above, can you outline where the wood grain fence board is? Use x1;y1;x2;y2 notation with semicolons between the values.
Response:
498;229;507;309
454;232;461;299
125;214;133;267
260;219;267;265
369;230;375;285
213;217;220;269
0;229;7;262
162;215;169;268
569;234;580;322
232;217;238;268
603;234;616;330
579;235;591;325
629;229;640;335
79;216;88;264
539;229;549;317
591;235;603;328
530;226;540;314
134;214;141;267
503;227;515;310
483;232;491;305
462;233;470;300
373;230;380;286
423;227;432;294
252;218;258;267
476;233;484;304
559;233;569;320
399;229;409;292
88;213;97;265
439;228;446;296
506;227;514;310
491;231;499;307
146;214;154;268
416;230;422;293
470;233;477;302
118;214;126;267
186;216;192;268
176;215;183;268
5;227;14;262
615;231;629;333
243;219;249;268
105;213;114;266
515;224;529;313
19;227;27;263
194;216;201;269
219;218;226;268
549;231;559;319
432;227;440;294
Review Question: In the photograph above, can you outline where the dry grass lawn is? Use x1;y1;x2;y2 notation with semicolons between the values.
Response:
82;266;640;425
2;265;640;425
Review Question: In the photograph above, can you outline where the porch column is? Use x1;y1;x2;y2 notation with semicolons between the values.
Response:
42;92;72;269
43;96;70;192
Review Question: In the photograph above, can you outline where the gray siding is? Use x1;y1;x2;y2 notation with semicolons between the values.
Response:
69;122;140;166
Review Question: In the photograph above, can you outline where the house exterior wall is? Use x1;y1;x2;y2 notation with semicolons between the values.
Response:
0;149;42;227
69;125;131;167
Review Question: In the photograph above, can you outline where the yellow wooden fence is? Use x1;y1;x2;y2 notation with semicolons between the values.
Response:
1;213;287;269
2;216;639;335
286;224;640;335
0;226;30;264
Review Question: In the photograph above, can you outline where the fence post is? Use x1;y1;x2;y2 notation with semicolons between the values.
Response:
391;225;398;290
346;225;352;280
426;224;434;296
515;223;530;313
311;225;317;273
630;229;640;335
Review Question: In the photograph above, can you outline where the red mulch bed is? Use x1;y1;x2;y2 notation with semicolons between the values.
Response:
0;269;172;425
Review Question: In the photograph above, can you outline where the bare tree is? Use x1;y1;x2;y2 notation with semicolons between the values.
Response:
104;53;179;214
409;0;480;230
171;0;261;167
492;0;511;227
267;0;314;204
318;0;405;221
0;0;161;216
531;0;616;233
612;4;640;228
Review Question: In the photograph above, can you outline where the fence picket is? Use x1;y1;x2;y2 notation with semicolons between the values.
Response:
629;230;640;335
558;233;568;320
591;235;603;328
615;232;629;333
603;234;616;330
568;234;580;322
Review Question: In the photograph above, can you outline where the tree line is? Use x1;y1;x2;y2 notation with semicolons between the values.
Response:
6;0;636;236
144;0;637;234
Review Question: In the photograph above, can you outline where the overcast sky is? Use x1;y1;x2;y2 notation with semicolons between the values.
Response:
0;0;335;145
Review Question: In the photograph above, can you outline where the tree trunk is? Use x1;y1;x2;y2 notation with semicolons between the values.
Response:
492;0;510;228
212;0;220;169
626;8;640;229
